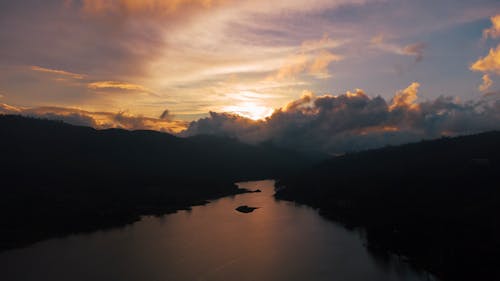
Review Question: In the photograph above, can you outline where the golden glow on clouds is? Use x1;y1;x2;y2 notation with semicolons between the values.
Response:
479;74;493;92
471;14;500;92
308;51;341;78
81;0;224;15
483;15;500;40
87;81;151;92
283;91;314;112
270;35;342;80
216;90;277;120
222;102;273;120
273;54;310;80
0;103;187;133
30;65;151;93
1;1;498;126
140;29;343;118
345;89;366;98
30;66;85;80
471;44;500;75
0;103;22;113
389;82;420;111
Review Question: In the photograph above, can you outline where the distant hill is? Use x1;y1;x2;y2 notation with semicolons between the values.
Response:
0;115;316;250
275;131;500;281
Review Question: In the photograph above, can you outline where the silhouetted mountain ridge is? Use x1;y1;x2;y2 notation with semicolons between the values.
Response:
275;131;500;281
0;115;314;250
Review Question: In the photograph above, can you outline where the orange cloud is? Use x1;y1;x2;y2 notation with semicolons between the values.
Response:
389;82;420;111
470;44;500;75
483;14;500;40
30;65;85;80
81;0;225;15
0;103;22;114
221;102;273;120
479;74;493;92
88;81;151;92
471;16;500;90
183;82;500;153
308;51;341;79
274;54;310;80
283;91;314;112
0;103;187;133
272;35;342;80
345;88;366;98
301;34;343;52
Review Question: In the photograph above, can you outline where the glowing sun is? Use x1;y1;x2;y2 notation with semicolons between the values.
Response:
222;102;274;120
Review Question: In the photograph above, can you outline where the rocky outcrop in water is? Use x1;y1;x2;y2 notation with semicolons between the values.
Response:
235;205;259;213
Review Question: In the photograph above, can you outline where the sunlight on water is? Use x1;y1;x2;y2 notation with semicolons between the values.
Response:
0;180;438;281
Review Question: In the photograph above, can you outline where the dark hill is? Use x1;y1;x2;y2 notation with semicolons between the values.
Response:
0;115;314;250
275;131;500;281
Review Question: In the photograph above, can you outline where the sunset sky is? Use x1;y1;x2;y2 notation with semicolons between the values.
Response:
1;1;500;151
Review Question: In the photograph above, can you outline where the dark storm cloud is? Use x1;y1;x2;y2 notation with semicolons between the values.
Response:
182;84;500;154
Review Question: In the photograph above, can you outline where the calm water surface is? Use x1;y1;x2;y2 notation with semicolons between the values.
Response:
1;180;437;281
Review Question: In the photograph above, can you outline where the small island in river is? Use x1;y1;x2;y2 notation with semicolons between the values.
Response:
235;205;259;213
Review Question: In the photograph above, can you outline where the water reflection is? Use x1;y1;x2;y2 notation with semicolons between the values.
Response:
0;180;438;281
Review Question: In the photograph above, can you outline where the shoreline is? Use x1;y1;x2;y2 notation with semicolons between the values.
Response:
0;186;251;253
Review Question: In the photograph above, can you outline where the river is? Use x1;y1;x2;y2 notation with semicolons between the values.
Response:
0;180;438;281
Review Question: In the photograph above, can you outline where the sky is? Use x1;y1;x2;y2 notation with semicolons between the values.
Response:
1;1;500;153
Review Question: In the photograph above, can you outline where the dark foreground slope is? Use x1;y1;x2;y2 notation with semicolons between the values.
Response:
0;115;313;251
276;132;500;281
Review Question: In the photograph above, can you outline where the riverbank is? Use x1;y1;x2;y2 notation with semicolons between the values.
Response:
1;180;434;281
0;115;314;252
274;132;500;281
274;182;499;281
0;183;251;252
